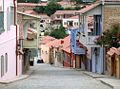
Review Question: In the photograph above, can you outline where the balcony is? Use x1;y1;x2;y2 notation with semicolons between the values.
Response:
79;15;102;47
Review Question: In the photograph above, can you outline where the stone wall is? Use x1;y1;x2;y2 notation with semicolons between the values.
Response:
103;5;120;31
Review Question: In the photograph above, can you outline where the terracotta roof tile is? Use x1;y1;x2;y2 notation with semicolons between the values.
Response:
69;15;79;19
54;10;76;15
40;36;55;45
18;2;47;7
76;2;100;14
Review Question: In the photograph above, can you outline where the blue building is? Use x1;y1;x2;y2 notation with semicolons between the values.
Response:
76;2;105;74
70;28;87;69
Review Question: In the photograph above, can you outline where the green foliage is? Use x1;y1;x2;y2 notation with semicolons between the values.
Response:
17;0;40;3
48;0;62;2
49;26;67;39
44;31;50;36
44;1;63;16
96;23;120;48
17;0;27;3
74;6;81;10
33;6;45;13
26;0;39;3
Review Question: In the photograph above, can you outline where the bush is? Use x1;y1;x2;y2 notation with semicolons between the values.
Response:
33;6;45;13
49;25;67;39
96;23;120;48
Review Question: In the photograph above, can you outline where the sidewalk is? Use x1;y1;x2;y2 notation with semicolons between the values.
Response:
0;67;35;84
83;71;120;89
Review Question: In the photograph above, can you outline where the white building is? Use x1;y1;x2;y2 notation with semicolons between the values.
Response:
0;0;23;81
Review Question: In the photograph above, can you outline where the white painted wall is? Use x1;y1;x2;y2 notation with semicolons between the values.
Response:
0;26;16;81
62;18;79;28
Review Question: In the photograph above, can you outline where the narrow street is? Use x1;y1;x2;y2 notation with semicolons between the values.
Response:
0;64;112;89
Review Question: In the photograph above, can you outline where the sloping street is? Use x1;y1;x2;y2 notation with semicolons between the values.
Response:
0;64;112;89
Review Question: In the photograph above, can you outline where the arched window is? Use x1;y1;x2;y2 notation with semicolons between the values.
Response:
5;53;8;73
1;55;4;77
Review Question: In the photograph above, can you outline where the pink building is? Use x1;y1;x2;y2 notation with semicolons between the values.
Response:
0;0;23;81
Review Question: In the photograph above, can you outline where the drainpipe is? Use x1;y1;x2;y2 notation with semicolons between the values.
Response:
13;0;18;76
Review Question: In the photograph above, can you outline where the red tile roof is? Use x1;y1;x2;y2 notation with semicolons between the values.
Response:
24;10;50;18
54;10;76;15
69;15;79;19
107;47;120;56
46;39;62;48
40;36;56;45
57;1;75;6
18;2;47;7
76;2;100;14
61;35;70;53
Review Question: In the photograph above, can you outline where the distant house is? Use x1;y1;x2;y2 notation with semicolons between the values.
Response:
62;15;79;29
75;0;120;74
61;36;71;67
39;36;56;64
24;10;51;36
51;10;76;25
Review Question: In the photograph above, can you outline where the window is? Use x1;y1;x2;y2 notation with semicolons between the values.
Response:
74;22;77;26
45;51;47;54
1;55;4;77
57;15;60;18
5;53;8;73
94;15;102;36
40;20;45;23
64;22;67;25
68;21;73;27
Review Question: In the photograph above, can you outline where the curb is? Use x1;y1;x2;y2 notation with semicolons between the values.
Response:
0;69;35;84
100;80;113;89
83;72;114;89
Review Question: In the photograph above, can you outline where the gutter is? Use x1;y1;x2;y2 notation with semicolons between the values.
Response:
14;0;18;76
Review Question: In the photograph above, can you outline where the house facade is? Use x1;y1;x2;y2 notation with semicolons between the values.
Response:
0;0;23;81
62;16;79;29
70;28;88;69
106;47;120;78
76;1;104;74
51;10;76;25
76;0;120;74
17;11;41;72
39;36;55;64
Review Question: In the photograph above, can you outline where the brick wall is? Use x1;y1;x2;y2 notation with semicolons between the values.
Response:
103;5;120;31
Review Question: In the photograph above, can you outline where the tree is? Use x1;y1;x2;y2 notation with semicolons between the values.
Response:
33;6;45;13
26;0;40;3
17;0;27;3
17;0;40;3
44;1;63;16
49;26;67;39
96;23;120;48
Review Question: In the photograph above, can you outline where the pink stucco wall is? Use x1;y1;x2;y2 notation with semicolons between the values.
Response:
0;25;22;81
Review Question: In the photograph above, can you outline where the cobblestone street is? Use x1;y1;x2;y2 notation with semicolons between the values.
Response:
0;64;112;89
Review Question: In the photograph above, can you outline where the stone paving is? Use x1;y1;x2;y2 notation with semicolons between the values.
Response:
0;64;112;89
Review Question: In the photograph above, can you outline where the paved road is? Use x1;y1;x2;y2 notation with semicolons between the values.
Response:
0;64;112;89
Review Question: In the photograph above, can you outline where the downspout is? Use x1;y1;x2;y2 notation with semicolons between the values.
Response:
14;0;18;76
